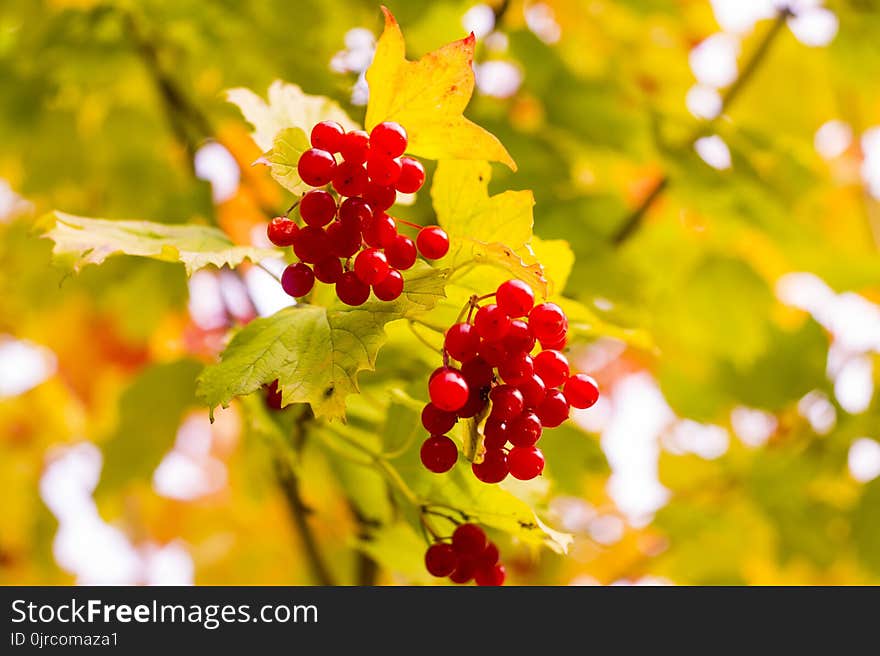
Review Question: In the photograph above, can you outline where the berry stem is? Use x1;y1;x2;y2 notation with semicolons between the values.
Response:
255;262;282;283
393;217;423;231
284;199;301;218
408;320;443;353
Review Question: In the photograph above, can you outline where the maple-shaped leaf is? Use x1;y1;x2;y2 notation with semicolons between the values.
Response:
365;7;516;170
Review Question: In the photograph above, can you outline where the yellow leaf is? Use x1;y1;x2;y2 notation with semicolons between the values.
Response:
365;7;516;170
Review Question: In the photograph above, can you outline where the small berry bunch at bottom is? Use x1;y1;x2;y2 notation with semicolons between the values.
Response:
420;279;599;483
267;120;450;306
424;523;505;586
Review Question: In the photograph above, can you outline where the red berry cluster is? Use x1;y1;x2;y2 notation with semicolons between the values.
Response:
266;120;450;305
424;523;505;585
419;279;599;483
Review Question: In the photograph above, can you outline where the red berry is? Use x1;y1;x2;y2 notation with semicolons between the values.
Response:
281;262;315;297
475;563;506;586
265;379;283;410
449;556;477;584
534;350;570;389
489;385;524;419
373;269;404;301
461;357;494;388
362;212;397;248
326;221;361;258
444;323;481;362
536;389;570;428
396;157;425;193
363;182;397;211
564;374;599;409
483;416;509;450
267;216;299;247
498;351;534;384
417;226;450;259
540;331;567;351
519;374;547;409
367;155;402;186
292;226;330;264
313;257;343;284
509;411;542;447
479;340;508;367
297;148;336;186
480;542;500;567
474;304;512;341
339;197;373;227
503;319;536;354
420;435;458;473
508;445;545;480
429;369;470;412
335;271;370;306
340;129;369;163
385;234;417;270
472;449;509;484
370;121;408;158
354;248;390;285
496;280;535;318
299;190;337;227
310;120;345;152
332;160;368;197
452;524;487;555
425;543;458;577
528;303;566;342
421;403;457;434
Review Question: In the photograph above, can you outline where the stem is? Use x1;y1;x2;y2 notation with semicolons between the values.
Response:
408;320;443;353
394;218;423;231
610;8;791;246
256;262;282;283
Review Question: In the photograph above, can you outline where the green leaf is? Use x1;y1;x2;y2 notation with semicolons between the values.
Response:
96;359;202;494
261;127;312;196
197;264;449;421
40;212;276;276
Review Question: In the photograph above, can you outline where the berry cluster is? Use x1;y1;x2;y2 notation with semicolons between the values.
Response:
419;279;599;483
424;523;505;585
267;120;450;305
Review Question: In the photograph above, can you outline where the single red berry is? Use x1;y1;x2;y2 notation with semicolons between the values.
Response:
310;120;345;152
478;340;508;368
536;389;570;428
496;280;535;318
369;121;408;158
429;369;470;412
396;157;425;193
444;323;481;362
564;374;599;409
339;196;373;227
508;445;545;480
299;190;337;227
489;385;525;420
429;365;455;382
424;543;458;577
474;563;506;586
354;248;390;285
509;410;542;447
297;148;336;186
313;257;343;284
498;351;534;384
503;319;536;354
335;271;370;306
480;542;500;567
332;160;368;197
421;402;457;434
449;556;477;584
384;234;417;270
340;129;370;163
326;221;362;258
483;416;509;450
528;302;567;342
373;269;404;301
416;226;450;259
420;435;458;473
472;449;509;484
366;155;402;186
265;379;283;410
457;387;488;419
461;357;494;388
281;262;315;298
519;374;547;409
540;330;567;351
292;226;331;264
363;182;397;211
267;216;299;247
475;304;512;341
533;349;570;389
452;524;487;555
362;212;397;248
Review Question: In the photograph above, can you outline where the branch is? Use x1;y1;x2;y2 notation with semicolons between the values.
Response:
610;8;792;247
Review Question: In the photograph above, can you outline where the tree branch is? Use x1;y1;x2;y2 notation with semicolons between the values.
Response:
611;8;792;247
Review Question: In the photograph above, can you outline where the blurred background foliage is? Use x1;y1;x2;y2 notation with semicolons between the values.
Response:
1;0;879;585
